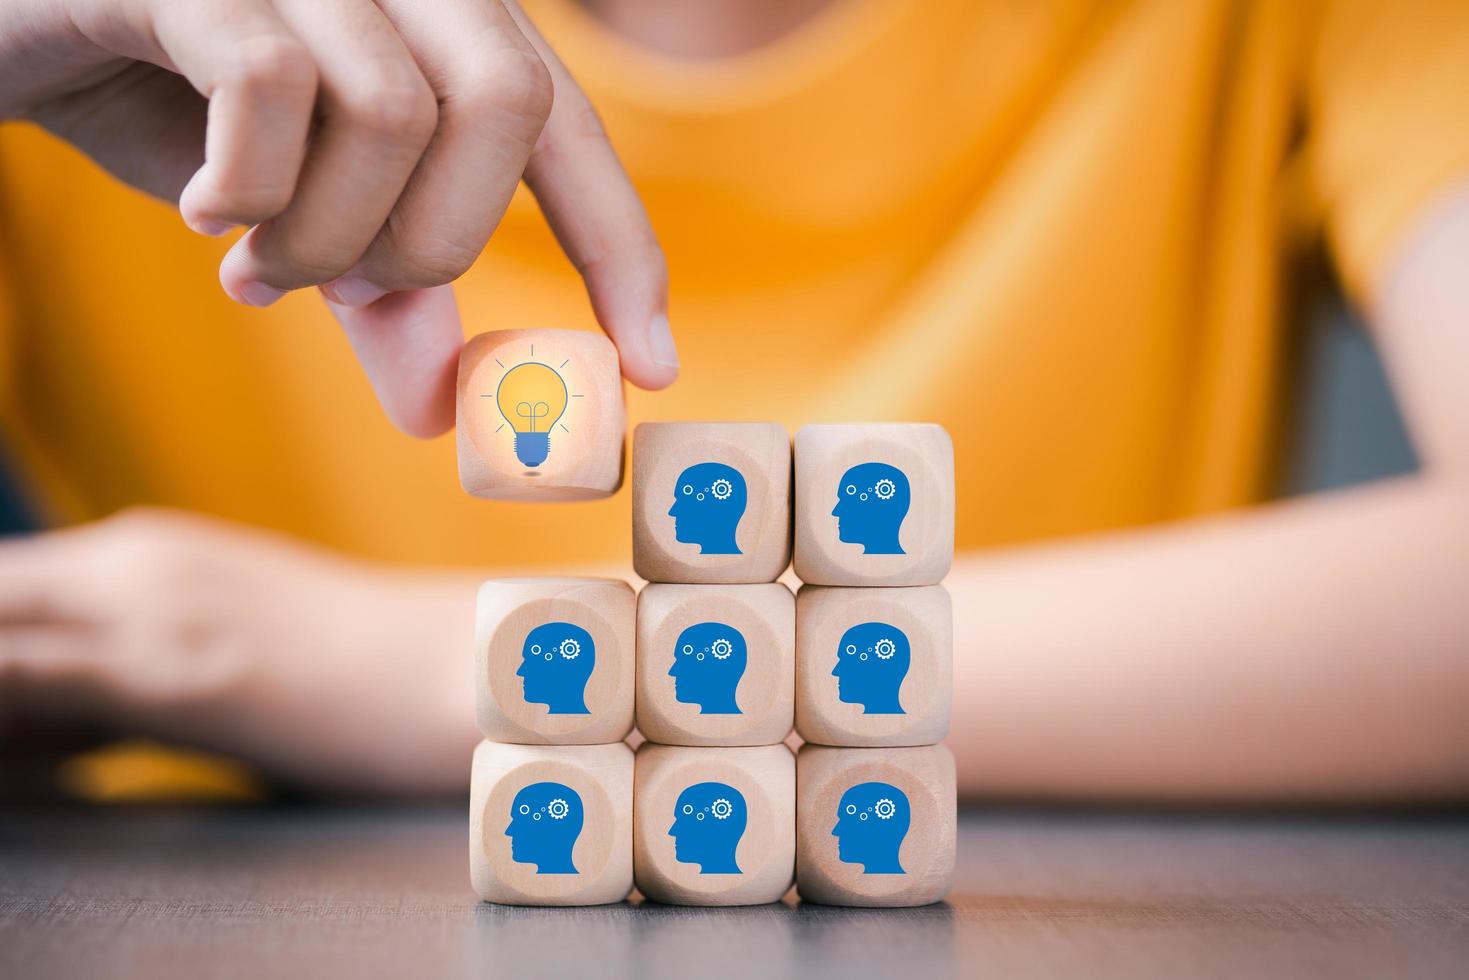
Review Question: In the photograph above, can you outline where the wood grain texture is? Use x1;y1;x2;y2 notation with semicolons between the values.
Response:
796;744;955;907
469;741;633;906
636;584;795;746
457;330;625;501
793;424;954;586
795;585;952;747
6;806;1469;978
475;578;635;745
632;422;792;584
633;743;796;906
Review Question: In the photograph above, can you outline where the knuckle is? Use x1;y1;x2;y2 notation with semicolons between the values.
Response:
221;35;318;100
374;226;479;288
198;179;295;225
262;237;360;284
93;510;199;595
398;249;476;288
526;95;602;173
101;506;177;541
558;95;607;145
463;47;554;134
345;68;438;144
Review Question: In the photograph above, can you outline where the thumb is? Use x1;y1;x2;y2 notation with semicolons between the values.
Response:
322;285;463;438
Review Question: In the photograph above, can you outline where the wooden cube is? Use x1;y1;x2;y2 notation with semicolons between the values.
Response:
795;744;955;907
632;422;791;584
633;743;795;906
470;740;633;906
792;424;954;586
457;329;625;501
636;584;794;746
476;577;635;744
795;585;952;747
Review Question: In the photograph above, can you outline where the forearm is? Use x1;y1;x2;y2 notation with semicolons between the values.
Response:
950;474;1469;803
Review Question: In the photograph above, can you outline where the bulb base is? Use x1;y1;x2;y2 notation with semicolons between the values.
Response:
514;432;550;468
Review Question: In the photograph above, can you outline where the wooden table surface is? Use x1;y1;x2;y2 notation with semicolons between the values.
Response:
3;804;1467;978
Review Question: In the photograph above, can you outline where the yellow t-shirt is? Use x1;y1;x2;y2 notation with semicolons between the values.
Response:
2;0;1468;565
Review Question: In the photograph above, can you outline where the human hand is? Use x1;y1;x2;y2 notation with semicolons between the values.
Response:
0;509;480;795
0;0;676;436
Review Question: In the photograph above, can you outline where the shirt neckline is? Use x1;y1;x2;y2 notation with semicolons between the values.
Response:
531;0;913;114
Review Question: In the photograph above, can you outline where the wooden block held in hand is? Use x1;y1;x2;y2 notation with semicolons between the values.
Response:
633;743;795;906
470;740;633;906
795;585;952;747
793;424;954;586
795;744;955;907
476;577;635;744
457;329;625;501
636;584;794;746
632;422;791;583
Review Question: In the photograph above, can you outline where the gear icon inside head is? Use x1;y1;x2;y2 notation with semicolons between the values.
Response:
558;637;581;659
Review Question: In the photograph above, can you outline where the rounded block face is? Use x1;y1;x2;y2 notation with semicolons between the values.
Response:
796;586;952;747
476;578;635;744
633;744;795;905
795;745;955;907
632;423;791;584
457;329;626;501
793;424;954;586
470;741;633;906
636;584;795;746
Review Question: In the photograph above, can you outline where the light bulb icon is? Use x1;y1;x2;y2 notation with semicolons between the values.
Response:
495;361;568;467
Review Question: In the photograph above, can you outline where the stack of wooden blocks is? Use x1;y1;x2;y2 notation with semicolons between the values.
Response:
459;330;955;908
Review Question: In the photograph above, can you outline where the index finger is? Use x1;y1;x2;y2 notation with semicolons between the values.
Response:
503;0;679;391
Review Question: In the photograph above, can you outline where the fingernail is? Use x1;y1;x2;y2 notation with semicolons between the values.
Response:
324;276;386;307
187;216;234;237
647;313;679;369
235;281;286;307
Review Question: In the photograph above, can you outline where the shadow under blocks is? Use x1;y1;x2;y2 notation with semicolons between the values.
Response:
456;350;955;908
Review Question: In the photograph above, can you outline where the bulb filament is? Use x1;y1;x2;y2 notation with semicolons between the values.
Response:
516;401;550;432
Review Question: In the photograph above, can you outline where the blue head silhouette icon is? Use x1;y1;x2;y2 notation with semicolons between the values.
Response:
834;782;909;874
669;782;747;873
832;462;910;555
834;622;909;715
506;781;583;874
669;622;747;715
517;622;595;715
669;462;746;555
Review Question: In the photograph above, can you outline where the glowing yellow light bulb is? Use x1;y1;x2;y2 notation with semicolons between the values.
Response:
496;361;569;467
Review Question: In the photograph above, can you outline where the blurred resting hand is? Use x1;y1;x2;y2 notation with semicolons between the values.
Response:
0;509;479;795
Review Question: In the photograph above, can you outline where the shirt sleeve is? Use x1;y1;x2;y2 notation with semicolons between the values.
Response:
1307;0;1469;302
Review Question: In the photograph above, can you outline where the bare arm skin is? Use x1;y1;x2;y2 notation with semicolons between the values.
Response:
948;187;1469;803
